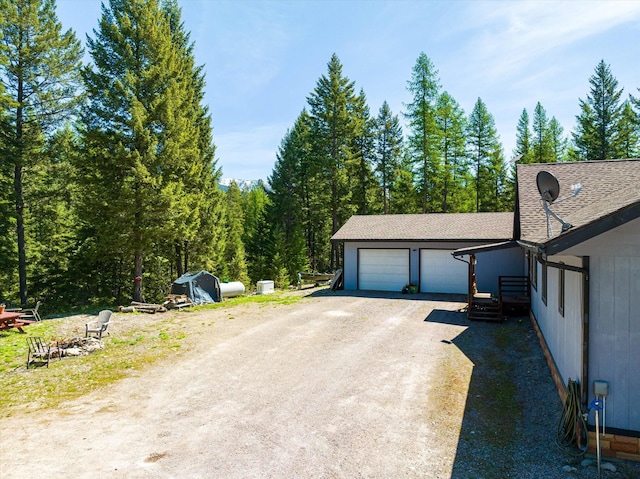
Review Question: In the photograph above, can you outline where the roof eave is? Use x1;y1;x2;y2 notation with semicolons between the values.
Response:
332;237;513;243
532;200;640;255
452;240;519;257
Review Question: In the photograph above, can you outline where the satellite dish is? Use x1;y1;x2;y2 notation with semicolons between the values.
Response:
536;171;560;203
536;170;582;237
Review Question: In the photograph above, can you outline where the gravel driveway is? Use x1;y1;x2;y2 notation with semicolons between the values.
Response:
1;290;639;478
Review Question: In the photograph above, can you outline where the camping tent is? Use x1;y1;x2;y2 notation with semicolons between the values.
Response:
171;271;221;304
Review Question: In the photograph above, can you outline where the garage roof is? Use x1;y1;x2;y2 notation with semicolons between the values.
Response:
331;212;514;242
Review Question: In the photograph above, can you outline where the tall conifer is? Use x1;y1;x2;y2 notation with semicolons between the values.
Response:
374;101;403;214
532;102;554;163
436;92;470;212
307;54;358;270
514;109;531;164
572;60;623;160
0;0;82;306
78;0;219;302
404;52;441;213
466;98;501;212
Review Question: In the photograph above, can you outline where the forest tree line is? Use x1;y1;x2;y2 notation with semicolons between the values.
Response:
1;0;639;312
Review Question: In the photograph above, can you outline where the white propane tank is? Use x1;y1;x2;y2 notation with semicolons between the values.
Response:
220;281;245;299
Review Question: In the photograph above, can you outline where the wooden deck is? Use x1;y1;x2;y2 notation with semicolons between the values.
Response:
468;275;530;322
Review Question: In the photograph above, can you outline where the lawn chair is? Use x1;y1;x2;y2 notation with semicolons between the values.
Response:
26;337;60;368
85;310;112;339
21;300;42;322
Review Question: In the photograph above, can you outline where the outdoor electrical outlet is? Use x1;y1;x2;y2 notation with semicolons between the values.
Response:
594;380;609;397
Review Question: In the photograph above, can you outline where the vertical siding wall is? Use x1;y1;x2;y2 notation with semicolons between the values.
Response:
565;217;640;433
476;248;524;295
530;255;584;392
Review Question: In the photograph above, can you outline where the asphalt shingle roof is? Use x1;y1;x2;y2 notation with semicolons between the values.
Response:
331;212;514;242
517;159;640;246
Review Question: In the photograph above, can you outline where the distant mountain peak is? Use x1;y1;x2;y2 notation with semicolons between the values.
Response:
219;178;263;191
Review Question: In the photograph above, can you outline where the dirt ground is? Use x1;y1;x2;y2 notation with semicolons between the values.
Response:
1;289;637;478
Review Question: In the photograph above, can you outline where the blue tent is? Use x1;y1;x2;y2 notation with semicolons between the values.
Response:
170;271;221;304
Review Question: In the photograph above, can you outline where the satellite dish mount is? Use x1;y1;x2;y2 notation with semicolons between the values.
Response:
536;171;582;238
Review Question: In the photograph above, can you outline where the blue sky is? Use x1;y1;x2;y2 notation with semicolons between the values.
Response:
55;0;640;182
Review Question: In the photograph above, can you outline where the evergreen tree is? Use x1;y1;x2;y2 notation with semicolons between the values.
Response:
78;0;220;302
261;111;312;281
222;181;249;284
548;117;567;162
349;88;378;215
307;54;358;270
466;98;501;212
390;153;419;214
404;52;441;213
531;102;554;163
572;60;624;160
27;126;81;310
164;0;222;279
0;0;83;306
373;101;403;214
514;109;532;164
436;92;470;212
242;181;269;248
570;102;596;161
617;100;638;158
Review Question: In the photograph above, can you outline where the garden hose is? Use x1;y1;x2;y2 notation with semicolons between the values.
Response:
556;379;588;455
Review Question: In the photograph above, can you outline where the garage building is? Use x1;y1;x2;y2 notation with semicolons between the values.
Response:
331;213;523;294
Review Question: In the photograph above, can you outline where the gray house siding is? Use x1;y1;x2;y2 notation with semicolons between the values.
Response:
475;247;524;296
530;255;584;398
564;217;640;433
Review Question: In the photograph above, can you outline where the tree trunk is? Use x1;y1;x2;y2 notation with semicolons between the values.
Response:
175;242;183;277
15;161;27;306
14;85;28;306
183;240;189;273
133;249;143;302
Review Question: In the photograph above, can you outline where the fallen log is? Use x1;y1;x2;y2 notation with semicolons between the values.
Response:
126;301;167;313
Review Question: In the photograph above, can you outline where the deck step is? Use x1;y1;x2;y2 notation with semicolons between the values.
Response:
468;301;501;322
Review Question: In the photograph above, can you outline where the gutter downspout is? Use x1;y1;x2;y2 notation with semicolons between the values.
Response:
536;252;590;408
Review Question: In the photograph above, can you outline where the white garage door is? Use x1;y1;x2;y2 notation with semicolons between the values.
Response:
420;249;468;294
358;249;409;292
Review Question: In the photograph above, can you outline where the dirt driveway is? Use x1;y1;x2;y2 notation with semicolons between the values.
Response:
2;290;636;478
0;291;467;478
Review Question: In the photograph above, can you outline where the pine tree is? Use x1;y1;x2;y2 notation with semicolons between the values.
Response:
373;101;403;214
466;98;501;212
78;0;219;302
514;109;532;164
617;100;638;158
404;52;441;213
265;111;311;279
572;60;624;160
163;0;222;279
307;54;358;270
570;102;596;161
27;126;81;310
222;181;249;284
436;92;470;212
390;153;419;214
548;117;567;162
349;89;378;215
531;102;554;163
0;0;83;306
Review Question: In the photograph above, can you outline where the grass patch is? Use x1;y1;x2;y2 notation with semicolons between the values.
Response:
0;289;308;418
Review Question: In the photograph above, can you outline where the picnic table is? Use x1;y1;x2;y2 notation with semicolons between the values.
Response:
0;312;34;333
